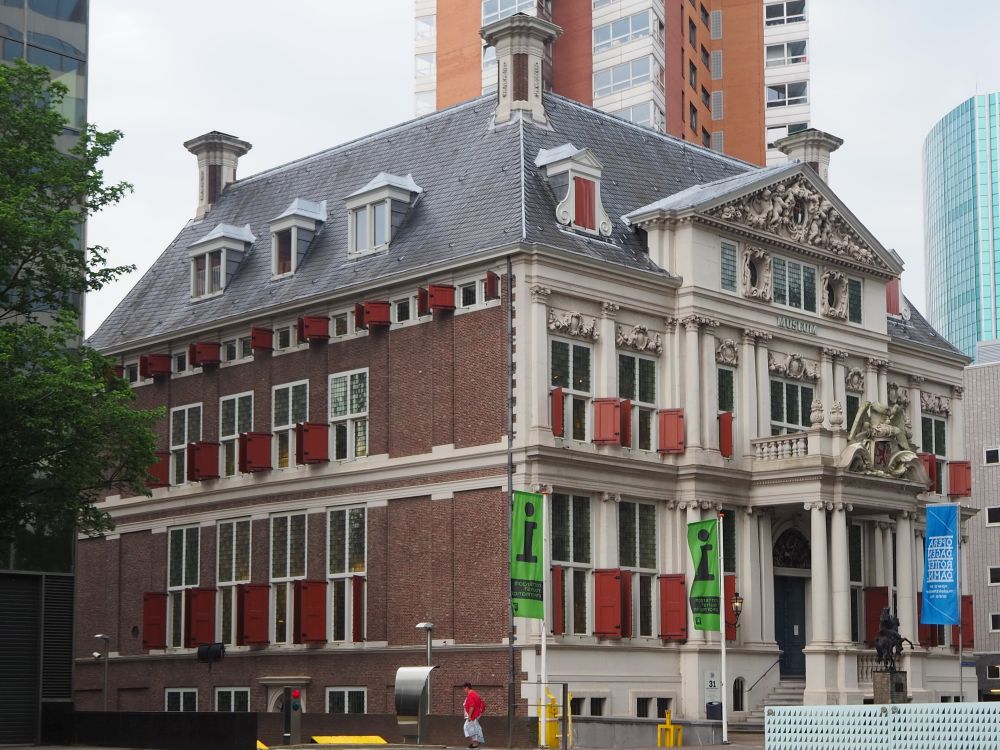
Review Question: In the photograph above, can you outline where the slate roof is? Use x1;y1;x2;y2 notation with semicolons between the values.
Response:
889;296;969;361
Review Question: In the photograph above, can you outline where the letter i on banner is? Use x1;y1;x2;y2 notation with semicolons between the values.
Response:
687;518;721;631
921;503;960;625
511;491;545;619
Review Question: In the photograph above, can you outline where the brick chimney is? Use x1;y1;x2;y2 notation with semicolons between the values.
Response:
481;13;561;125
183;131;252;219
773;128;843;183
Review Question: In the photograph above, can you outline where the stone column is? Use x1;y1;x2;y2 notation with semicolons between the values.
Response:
866;358;880;403
832;350;847;418
759;511;776;643
597;302;619;398
684;502;705;642
660;318;677;409
530;286;552;430
877;361;889;405
740;508;763;644
882;522;895;590
909;376;924;449
914;528;925;645
683;317;703;449
820;349;835;429
808;502;831;644
873;521;885;586
830;502;853;644
740;330;759;456
701;320;720;450
895;512;916;641
755;333;772;438
951;385;965;459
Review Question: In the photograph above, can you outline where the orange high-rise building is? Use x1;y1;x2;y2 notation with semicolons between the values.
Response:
414;0;811;166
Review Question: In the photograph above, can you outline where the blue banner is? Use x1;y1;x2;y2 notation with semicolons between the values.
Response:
921;503;960;625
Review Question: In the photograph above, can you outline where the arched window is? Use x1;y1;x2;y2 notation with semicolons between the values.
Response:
732;677;745;712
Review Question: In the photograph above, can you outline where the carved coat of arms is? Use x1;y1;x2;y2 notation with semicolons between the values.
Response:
843;401;917;478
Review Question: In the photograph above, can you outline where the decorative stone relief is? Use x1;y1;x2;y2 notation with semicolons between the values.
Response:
952;385;964;400
887;382;910;409
920;391;951;416
707;177;884;269
743;327;773;342
773;528;811;569
843;401;918;478
616;323;663;354
529;285;551;303
601;301;620;319
845;367;865;393
741;246;773;302
822;347;848;360
716;338;739;366
830;401;845;429
810;399;824;427
820;270;848;320
768;351;819;380
601;491;622;503
547;309;598;340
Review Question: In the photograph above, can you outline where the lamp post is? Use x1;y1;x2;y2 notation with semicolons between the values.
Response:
94;634;110;712
416;622;434;714
730;593;744;627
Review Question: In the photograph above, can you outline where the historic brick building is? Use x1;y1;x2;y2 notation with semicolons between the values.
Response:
77;15;977;729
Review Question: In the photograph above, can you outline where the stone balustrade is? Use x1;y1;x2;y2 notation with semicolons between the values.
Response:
751;432;810;460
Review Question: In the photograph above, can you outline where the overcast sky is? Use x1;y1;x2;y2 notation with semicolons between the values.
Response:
84;0;1000;336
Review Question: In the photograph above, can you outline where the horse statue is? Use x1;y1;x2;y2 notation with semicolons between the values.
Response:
873;607;913;672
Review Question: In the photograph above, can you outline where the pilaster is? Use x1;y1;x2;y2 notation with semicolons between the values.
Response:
820;349;835;429
807;502;831;644
682;316;703;449
740;330;759;457
895;511;916;642
755;332;772;438
950;385;965;458
908;375;924;449
530;286;551;432
740;508;764;644
701;318;720;450
830;502;853;645
597;302;619;399
866;357;881;403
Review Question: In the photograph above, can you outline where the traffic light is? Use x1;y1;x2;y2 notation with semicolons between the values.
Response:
291;688;302;711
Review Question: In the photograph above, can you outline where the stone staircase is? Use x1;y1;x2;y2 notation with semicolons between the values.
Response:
747;678;805;721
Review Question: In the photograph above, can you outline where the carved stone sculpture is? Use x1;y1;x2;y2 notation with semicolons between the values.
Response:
616;323;662;354
769;351;819;380
887;382;910;409
741;246;773;302
830;401;844;430
844;400;918;478
920;390;951;416
715;338;739;366
845;367;865;393
547;309;598;340
820;270;848;320
810;399;824;427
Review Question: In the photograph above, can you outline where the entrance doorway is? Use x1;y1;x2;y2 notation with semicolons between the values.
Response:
774;576;806;677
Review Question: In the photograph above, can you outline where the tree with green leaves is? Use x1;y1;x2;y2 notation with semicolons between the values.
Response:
0;59;160;544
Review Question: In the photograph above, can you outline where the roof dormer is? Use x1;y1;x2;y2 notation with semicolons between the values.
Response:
344;172;423;256
534;144;613;237
187;223;255;299
269;198;327;278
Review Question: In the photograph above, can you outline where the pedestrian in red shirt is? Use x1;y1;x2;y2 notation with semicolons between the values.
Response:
462;682;486;748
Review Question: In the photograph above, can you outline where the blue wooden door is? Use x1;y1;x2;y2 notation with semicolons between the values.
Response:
774;576;806;676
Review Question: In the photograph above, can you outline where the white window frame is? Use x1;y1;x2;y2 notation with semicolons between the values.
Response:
273;380;308;469
270;512;308;645
124;361;139;385
169;403;202;486
593;10;653;52
414;52;435;79
190;249;224;299
986;506;1000;526
989;665;1000;680
273;322;298;352
392;294;419;324
215;686;251;712
772;255;817;313
765;0;806;26
846;277;863;324
326;687;368;714
219;392;253;477
710;50;723;79
216;518;251;646
348;199;390;255
328;505;367;642
329;369;369;461
165;688;198;712
414;13;435;40
551;493;593;636
618;500;657;638
173;351;188;374
770;377;813;435
331;311;352;338
456;277;488;310
483;0;536;24
989;613;1000;632
221;335;253;363
766;81;808;109
921;413;947;494
710;9;722;38
617;352;657;451
593;56;655;99
167;526;200;649
989;566;1000;587
985;448;1000;466
550;338;593;442
720;241;738;292
611;101;665;131
718;365;736;415
765;40;807;67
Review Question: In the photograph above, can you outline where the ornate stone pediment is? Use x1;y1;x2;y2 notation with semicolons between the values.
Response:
616;323;662;354
706;176;887;270
920;390;951;416
768;351;818;380
548;309;598;340
843;400;918;479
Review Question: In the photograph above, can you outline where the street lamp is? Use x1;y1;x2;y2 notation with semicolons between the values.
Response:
416;622;434;714
730;592;744;627
94;634;110;712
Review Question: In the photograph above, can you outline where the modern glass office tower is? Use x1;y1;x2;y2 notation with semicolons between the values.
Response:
924;93;1000;360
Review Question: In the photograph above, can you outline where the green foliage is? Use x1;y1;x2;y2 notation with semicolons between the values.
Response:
0;59;134;322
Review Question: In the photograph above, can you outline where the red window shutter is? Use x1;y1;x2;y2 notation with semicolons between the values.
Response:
352;575;366;643
484;271;501;301
146;451;170;489
354;303;367;330
295;422;329;464
428;284;456;311
719;411;734;458
142;592;167;650
297;315;330;343
250;326;273;351
113;364;125;379
724;573;737;641
239;432;272;473
550;387;564;438
620;570;633;639
574;176;596;230
918;452;937;491
364;301;391;327
184;588;217;648
886;278;901;316
139;354;171;378
948;461;972;497
593;569;623;637
620;399;632;448
186;442;220;481
294;580;328;644
657;409;686;454
593;398;622;445
417;287;430;316
188;342;221;368
658;574;687;641
952;595;974;650
551;566;565;636
864;586;889;646
237;583;270;646
917;592;937;647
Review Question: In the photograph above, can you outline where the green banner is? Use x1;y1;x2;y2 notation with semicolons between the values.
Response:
511;490;544;619
687;518;721;631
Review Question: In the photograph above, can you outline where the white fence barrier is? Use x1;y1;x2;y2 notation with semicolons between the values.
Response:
765;702;1000;750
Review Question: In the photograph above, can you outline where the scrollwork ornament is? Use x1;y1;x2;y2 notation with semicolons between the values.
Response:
769;351;819;380
548;309;599;340
715;338;740;366
820;270;848;320
845;367;865;393
616;323;663;354
920;390;951;416
741;246;773;302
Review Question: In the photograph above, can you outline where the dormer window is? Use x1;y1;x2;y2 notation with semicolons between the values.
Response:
269;198;326;278
345;172;422;257
534;143;613;237
187;223;255;299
